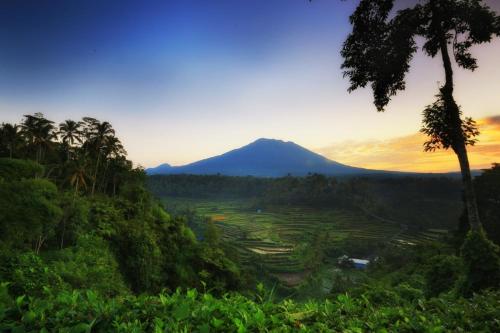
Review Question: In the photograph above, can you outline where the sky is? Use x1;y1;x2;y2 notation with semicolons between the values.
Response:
1;0;499;171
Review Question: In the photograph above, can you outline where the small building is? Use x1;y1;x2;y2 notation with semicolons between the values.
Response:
351;258;369;269
337;255;370;269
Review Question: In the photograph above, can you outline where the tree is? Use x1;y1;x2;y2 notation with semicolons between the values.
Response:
21;113;56;164
67;157;89;196
82;120;116;195
58;120;82;160
204;219;221;248
0;123;23;158
457;164;500;246
98;136;126;193
341;0;499;231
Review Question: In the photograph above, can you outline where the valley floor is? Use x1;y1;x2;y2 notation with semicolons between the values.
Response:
163;197;449;288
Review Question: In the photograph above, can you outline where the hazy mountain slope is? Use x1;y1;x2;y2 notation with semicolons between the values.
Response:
147;138;389;176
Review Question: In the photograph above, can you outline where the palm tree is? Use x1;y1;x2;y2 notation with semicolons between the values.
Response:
1;123;23;158
58;120;82;160
99;136;127;193
81;120;115;195
21;113;56;163
68;157;88;196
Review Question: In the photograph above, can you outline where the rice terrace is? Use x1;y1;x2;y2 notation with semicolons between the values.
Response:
163;196;448;287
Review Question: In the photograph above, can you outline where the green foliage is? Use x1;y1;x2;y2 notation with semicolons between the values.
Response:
54;193;90;248
0;158;44;180
203;219;221;247
153;174;463;230
425;255;462;297
2;114;499;331
0;252;65;297
50;235;128;296
475;164;500;245
460;230;500;296
341;0;499;111
421;93;479;151
196;246;242;293
457;164;500;247
1;284;499;332
114;220;163;293
88;199;122;238
0;178;62;251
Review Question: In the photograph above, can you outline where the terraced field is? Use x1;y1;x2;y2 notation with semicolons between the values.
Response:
163;197;448;286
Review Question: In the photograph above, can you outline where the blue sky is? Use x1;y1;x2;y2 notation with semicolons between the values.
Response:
1;0;499;169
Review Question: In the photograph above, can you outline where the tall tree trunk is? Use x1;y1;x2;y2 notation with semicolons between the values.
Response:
74;177;80;198
35;235;45;254
60;215;67;249
438;32;482;231
99;160;109;193
91;152;100;196
36;145;41;163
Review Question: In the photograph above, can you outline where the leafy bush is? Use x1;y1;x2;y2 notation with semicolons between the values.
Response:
50;235;128;296
1;283;499;332
460;230;500;295
425;254;462;297
54;193;90;249
0;179;62;251
114;220;163;293
0;158;44;180
1;253;65;297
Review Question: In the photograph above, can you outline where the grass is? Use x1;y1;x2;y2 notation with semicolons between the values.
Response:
163;197;448;286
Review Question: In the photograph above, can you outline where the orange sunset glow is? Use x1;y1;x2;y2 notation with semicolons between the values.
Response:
318;115;500;173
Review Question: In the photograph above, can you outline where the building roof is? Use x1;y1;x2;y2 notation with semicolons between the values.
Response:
351;259;369;265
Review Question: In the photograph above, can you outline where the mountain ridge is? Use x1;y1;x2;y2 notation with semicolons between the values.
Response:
146;138;390;177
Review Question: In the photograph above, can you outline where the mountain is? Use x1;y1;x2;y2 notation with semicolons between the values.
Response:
148;163;173;174
146;138;394;177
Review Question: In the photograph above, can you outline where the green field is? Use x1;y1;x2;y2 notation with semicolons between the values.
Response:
163;197;448;286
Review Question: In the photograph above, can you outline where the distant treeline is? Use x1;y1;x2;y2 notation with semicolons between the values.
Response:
147;174;464;230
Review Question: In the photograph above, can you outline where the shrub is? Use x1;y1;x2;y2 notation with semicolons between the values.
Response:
0;158;43;180
460;230;500;295
425;254;462;297
3;252;66;296
50;235;128;296
1;285;499;332
0;179;62;251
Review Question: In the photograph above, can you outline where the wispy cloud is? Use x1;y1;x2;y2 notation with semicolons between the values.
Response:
316;115;500;173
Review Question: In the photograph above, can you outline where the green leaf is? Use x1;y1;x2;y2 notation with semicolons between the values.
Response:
187;288;197;300
15;295;26;308
198;323;210;333
69;323;90;333
211;317;224;328
173;302;190;321
21;310;36;324
233;318;246;333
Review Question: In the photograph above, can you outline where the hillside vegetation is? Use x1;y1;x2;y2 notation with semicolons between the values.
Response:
148;174;463;230
1;115;500;332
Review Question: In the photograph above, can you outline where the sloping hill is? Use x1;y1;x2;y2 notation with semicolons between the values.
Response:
147;138;388;176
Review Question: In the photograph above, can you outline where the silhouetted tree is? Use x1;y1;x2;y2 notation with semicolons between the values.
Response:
58;120;83;160
21;113;56;163
0;123;23;158
81;119;116;195
341;0;499;231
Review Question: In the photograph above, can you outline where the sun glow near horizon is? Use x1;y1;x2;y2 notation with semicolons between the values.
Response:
316;115;500;173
